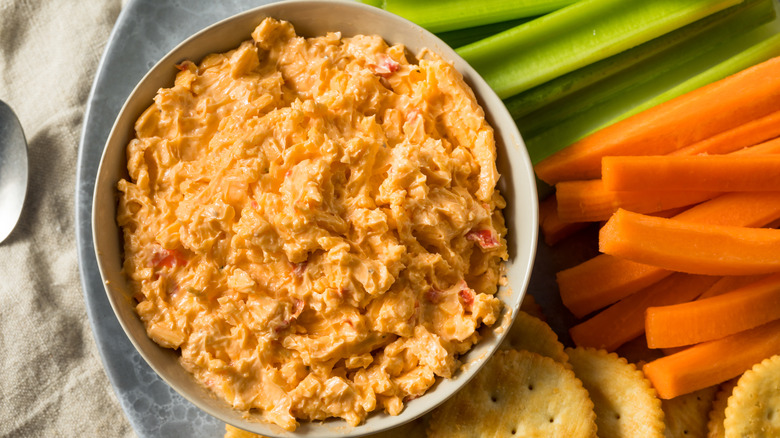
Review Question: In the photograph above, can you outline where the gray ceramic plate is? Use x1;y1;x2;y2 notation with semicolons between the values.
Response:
77;0;536;436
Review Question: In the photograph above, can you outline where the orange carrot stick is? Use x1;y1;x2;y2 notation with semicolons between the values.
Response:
559;256;669;319
555;131;780;221
558;192;780;317
600;209;780;276
697;274;770;300
643;318;780;399
539;196;589;246
673;192;780;227
534;56;780;185
668;110;780;156
555;179;715;222
569;273;718;351
646;273;780;349
602;155;780;192
731;135;780;155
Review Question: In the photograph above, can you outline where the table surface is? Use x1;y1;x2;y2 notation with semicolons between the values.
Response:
74;1;577;436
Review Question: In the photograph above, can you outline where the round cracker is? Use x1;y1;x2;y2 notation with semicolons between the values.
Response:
499;310;569;366
662;385;718;438
427;349;597;438
707;379;738;438
566;347;665;438
724;354;780;438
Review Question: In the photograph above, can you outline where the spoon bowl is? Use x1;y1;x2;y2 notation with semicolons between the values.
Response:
0;100;28;243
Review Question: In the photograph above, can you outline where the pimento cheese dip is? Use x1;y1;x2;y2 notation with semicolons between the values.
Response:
117;18;507;430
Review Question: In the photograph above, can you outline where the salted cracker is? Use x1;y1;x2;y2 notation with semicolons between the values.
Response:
706;378;738;438
724;354;780;438
566;347;665;438
427;349;597;437
662;385;718;438
499;310;569;366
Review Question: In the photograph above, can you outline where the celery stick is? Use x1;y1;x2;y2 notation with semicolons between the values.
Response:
517;0;774;137
505;0;771;120
524;26;780;164
436;18;530;49
623;30;780;120
457;0;742;99
362;0;576;33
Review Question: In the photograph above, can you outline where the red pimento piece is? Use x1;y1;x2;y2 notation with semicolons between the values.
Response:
466;229;500;249
370;55;400;78
292;298;305;318
459;286;475;307
151;249;187;269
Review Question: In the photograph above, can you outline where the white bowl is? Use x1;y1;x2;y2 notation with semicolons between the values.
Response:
92;1;538;436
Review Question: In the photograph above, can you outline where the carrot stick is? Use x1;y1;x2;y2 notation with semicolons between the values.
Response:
731;134;780;155
555;128;780;221
673;191;780;227
600;208;780;276
559;256;670;319
569;273;718;351
645;273;780;348
668;109;780;156
642;318;780;399
697;274;769;300
558;192;780;317
534;56;780;185
555;179;715;222
602;155;780;192
539;196;589;245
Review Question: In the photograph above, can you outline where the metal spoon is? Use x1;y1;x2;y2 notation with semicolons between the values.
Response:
0;100;28;243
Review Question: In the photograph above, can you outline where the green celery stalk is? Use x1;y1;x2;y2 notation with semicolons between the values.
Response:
361;0;576;33
524;25;780;164
436;18;530;49
457;0;742;99
622;29;780;120
505;0;772;120
516;0;775;137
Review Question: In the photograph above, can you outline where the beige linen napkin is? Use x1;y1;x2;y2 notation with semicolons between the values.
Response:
0;1;134;436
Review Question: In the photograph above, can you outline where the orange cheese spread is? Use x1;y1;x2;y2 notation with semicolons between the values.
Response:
117;17;507;430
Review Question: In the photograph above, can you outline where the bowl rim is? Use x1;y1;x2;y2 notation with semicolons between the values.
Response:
92;0;538;436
